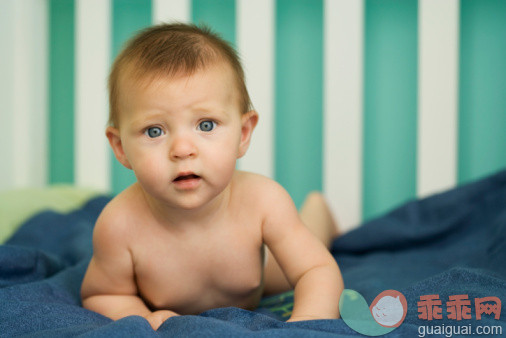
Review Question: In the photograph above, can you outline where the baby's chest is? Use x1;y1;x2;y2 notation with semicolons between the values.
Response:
132;233;264;313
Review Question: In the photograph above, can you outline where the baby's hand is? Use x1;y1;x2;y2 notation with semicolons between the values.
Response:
144;310;179;330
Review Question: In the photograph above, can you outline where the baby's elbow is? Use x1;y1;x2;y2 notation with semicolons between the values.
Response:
80;284;99;309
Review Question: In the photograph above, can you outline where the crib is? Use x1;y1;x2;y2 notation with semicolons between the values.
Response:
1;1;505;336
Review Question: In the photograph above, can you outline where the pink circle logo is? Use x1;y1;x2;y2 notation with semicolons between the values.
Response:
369;290;408;328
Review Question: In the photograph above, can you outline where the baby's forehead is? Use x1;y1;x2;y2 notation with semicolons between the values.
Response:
111;56;248;127
122;59;236;89
116;61;243;115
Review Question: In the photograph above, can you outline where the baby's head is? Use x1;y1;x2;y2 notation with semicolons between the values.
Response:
108;23;252;128
106;24;258;208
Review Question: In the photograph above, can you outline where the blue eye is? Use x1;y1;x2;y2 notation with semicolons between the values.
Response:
145;127;163;138
198;120;216;132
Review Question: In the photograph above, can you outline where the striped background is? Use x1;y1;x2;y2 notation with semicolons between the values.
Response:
1;0;505;231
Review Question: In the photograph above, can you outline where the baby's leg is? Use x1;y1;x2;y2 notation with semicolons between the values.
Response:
298;192;340;247
263;192;340;295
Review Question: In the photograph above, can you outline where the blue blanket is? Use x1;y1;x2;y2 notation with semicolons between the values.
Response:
1;170;506;337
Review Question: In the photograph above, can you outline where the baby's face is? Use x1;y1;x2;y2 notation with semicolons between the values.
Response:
116;63;247;209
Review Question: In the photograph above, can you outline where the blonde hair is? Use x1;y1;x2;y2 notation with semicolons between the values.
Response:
108;23;252;127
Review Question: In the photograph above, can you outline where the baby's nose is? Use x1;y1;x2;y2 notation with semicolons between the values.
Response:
169;134;197;160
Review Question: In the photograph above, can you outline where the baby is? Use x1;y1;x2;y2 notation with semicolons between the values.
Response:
81;23;344;330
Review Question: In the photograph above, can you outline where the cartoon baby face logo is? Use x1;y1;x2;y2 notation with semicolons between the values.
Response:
370;290;408;327
339;289;408;336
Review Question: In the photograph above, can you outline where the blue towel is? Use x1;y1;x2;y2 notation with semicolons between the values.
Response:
1;170;506;337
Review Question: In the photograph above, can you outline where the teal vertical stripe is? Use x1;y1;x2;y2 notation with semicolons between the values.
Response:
363;0;418;220
111;0;152;195
49;0;75;184
191;1;238;166
191;0;236;45
275;0;323;208
459;0;506;184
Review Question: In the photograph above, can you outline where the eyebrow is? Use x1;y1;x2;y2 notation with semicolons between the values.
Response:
192;107;230;117
129;112;167;127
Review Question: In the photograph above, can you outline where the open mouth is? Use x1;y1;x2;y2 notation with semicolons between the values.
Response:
173;173;201;190
173;173;201;182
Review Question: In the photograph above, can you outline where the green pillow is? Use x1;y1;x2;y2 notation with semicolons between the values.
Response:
0;185;103;243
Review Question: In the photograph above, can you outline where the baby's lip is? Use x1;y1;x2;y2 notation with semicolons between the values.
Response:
173;172;201;182
172;171;202;190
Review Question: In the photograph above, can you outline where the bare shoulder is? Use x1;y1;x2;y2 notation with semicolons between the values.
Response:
232;171;284;196
232;172;303;249
232;171;295;214
93;183;144;249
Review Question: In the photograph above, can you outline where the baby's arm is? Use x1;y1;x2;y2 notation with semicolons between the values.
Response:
81;209;177;330
261;183;344;321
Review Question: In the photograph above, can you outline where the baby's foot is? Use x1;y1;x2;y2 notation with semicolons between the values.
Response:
299;192;340;248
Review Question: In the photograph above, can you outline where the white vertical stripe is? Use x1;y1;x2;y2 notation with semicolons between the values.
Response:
418;0;459;197
75;0;110;191
29;0;48;188
5;0;48;189
0;0;16;190
324;0;364;232
11;2;30;188
236;0;274;179
152;0;191;24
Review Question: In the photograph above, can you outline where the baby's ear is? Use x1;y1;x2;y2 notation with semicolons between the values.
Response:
238;110;259;158
106;126;132;169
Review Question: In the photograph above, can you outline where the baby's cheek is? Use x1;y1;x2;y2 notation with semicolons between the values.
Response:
134;159;166;187
204;146;236;169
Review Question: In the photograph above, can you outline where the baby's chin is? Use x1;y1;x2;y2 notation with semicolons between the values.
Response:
170;189;227;210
